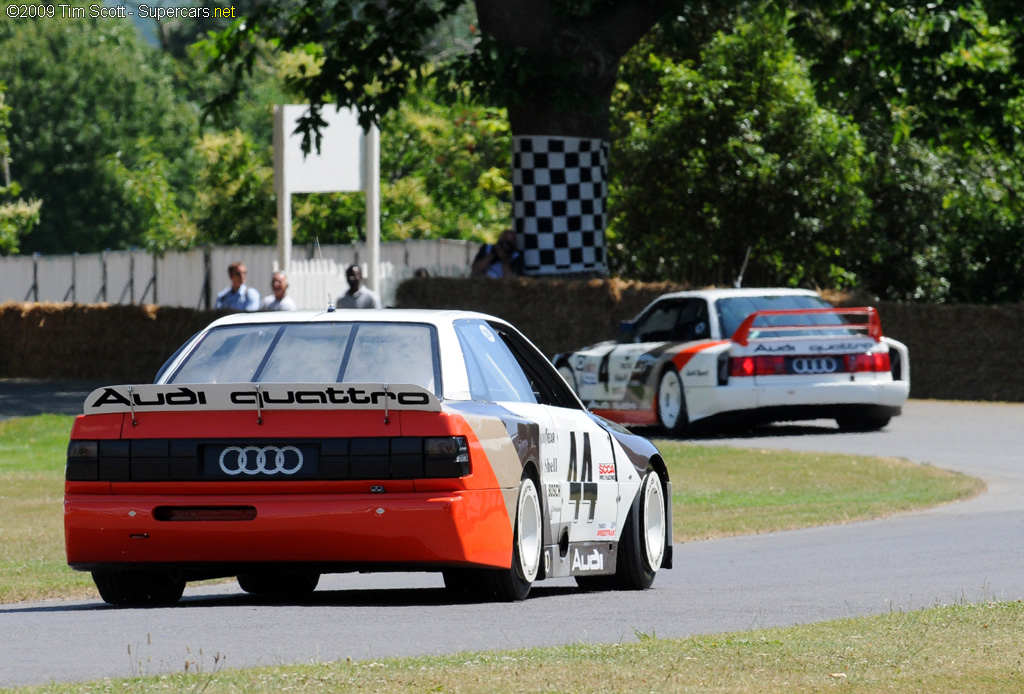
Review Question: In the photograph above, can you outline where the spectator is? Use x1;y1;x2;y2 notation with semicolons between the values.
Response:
260;271;297;311
339;265;382;309
215;261;260;311
413;267;430;279
471;229;523;278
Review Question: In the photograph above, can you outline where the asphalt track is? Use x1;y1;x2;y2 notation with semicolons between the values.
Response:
1;383;1022;688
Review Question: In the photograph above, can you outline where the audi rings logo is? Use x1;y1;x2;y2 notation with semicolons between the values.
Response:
791;357;839;374
218;446;304;476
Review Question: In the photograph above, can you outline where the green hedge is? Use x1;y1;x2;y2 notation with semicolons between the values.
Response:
3;280;1022;402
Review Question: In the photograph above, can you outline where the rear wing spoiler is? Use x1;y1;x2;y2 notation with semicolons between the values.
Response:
730;307;883;347
84;383;442;415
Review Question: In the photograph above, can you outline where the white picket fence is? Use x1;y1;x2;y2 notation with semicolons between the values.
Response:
0;239;480;310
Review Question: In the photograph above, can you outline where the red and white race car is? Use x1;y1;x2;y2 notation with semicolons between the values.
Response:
65;309;671;606
554;288;910;435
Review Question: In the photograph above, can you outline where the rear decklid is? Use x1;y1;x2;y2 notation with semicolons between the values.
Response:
726;308;891;384
65;383;473;485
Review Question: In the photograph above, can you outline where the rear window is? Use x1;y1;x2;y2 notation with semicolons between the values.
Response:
166;322;440;394
717;295;843;338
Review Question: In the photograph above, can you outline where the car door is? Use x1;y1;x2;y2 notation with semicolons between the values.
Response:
453;320;621;570
575;298;695;404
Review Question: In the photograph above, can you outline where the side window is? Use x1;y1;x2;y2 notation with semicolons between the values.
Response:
672;300;710;341
492;323;583;410
454;320;537;404
635;300;682;343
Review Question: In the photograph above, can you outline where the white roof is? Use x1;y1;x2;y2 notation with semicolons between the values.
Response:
207;308;499;329
651;287;820;302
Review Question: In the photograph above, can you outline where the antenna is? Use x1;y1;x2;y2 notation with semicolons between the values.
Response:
316;237;335;311
734;245;752;289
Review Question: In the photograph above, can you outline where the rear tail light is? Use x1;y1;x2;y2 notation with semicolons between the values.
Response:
845;352;891;373
728;356;786;377
67;436;473;481
424;436;470;478
726;351;892;379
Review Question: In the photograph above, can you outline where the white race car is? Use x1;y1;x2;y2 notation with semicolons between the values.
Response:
554;288;910;435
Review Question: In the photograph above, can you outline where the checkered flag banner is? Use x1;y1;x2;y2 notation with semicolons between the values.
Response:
513;135;610;276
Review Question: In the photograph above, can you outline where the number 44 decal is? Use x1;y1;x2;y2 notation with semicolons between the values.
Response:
566;431;616;522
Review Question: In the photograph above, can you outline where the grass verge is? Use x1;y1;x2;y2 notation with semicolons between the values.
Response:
5;600;1022;693
0;417;982;604
656;440;983;541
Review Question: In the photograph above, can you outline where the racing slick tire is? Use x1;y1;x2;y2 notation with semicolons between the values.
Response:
92;569;186;607
657;367;689;436
485;474;543;601
835;416;891;432
578;469;667;591
237;571;320;596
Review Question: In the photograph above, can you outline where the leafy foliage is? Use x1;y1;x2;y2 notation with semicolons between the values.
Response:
782;0;1024;301
103;147;198;252
0;82;41;255
192;129;277;245
0;16;200;254
2;1;1022;303
202;0;468;147
610;8;871;288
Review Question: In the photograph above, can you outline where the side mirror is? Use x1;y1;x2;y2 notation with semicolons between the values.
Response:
616;320;636;344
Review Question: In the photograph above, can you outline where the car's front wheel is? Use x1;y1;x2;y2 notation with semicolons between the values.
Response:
576;468;667;592
92;569;186;607
657;367;689;436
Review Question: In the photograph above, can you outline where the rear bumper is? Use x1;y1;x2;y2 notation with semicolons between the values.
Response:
65;489;513;572
698;403;902;426
687;379;910;424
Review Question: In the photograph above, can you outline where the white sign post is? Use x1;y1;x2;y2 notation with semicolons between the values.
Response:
273;105;381;293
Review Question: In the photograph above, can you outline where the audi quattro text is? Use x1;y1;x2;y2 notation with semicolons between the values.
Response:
65;309;671;606
554;288;910;435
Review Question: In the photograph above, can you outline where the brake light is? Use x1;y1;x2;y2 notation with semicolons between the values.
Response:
728;352;891;378
729;356;787;377
845;352;891;373
424;436;471;478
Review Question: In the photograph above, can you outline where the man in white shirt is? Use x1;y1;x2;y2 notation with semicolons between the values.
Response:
260;271;297;311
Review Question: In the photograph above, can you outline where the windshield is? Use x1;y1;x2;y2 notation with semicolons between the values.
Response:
165;322;440;394
717;295;844;338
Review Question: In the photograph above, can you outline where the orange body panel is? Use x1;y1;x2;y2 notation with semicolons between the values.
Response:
669;340;730;372
65;408;516;571
64;489;512;568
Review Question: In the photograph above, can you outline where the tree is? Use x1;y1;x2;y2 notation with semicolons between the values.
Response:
103;147;198;252
783;0;1024;301
0;16;200;254
609;7;871;288
206;0;680;276
192;129;277;245
0;82;41;255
